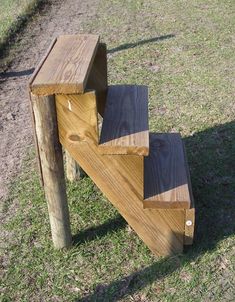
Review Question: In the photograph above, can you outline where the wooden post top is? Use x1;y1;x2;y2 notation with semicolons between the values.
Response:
29;34;100;95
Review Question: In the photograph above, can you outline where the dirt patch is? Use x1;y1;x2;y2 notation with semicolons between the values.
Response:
0;0;100;201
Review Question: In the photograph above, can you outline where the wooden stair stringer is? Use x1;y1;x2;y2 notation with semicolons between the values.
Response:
61;137;185;256
55;91;190;256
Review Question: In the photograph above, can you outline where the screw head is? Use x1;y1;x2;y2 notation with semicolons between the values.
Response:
186;220;192;226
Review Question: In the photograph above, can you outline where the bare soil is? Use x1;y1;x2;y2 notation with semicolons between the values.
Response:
0;0;100;200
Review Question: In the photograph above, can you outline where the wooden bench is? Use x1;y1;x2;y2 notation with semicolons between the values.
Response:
29;34;195;256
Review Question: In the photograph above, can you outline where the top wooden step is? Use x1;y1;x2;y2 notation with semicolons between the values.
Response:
143;133;192;209
98;85;149;156
30;34;100;95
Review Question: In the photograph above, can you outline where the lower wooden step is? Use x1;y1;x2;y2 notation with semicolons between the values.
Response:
143;133;192;209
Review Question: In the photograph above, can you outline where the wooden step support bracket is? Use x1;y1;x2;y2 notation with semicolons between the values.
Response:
28;34;195;255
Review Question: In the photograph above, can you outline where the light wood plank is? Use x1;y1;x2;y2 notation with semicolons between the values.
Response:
56;92;98;145
98;85;149;156
56;97;185;256
31;34;99;95
143;133;191;209
31;93;72;248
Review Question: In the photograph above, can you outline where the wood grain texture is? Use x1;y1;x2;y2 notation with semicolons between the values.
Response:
55;92;98;145
31;93;72;248
86;43;108;117
98;85;149;156
28;37;57;89
56;98;186;256
65;150;80;182
31;34;99;95
144;133;191;209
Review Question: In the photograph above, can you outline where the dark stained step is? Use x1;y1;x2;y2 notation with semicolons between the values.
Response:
98;85;149;156
143;133;192;209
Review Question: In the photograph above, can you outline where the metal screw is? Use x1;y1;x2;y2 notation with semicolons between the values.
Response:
186;220;192;226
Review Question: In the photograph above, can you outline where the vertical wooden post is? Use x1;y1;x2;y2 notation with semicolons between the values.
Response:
31;93;72;248
65;150;80;181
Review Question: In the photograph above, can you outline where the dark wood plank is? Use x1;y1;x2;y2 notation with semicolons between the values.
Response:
98;85;149;156
31;34;99;95
143;133;191;209
86;43;108;117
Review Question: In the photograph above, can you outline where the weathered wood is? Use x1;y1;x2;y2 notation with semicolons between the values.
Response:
29;37;57;89
144;133;191;209
31;93;72;248
87;43;108;117
31;35;99;95
28;91;44;186
98;85;149;156
56;96;185;256
65;150;80;182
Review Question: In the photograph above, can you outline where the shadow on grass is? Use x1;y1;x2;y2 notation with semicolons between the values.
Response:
107;34;175;54
75;121;235;301
0;68;34;78
73;215;126;246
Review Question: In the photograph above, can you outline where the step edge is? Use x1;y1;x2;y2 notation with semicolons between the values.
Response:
98;145;149;156
143;199;190;209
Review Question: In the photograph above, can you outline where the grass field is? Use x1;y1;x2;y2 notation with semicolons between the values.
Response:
0;0;43;56
1;0;235;301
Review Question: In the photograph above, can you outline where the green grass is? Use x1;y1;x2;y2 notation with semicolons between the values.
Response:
1;0;235;301
0;0;44;57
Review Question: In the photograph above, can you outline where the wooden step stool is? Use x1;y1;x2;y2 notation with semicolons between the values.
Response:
29;34;195;256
